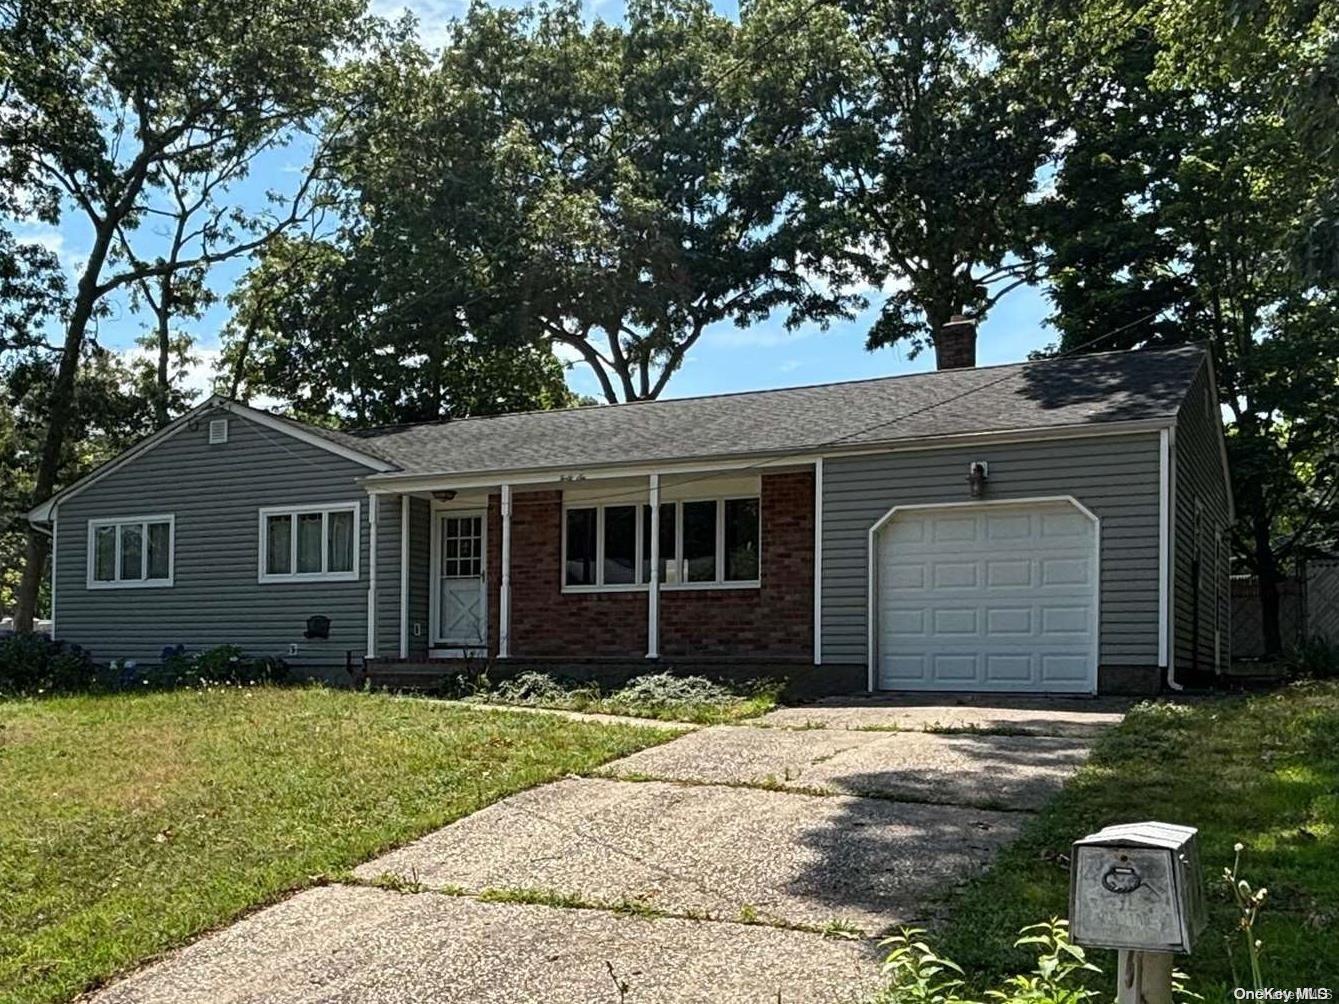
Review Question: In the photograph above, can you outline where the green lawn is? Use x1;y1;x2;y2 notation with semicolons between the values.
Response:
937;682;1339;998
0;686;669;1004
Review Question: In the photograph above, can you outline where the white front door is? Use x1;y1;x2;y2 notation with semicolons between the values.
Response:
873;500;1099;694
435;512;486;647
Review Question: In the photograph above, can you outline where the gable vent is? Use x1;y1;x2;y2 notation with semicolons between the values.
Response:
208;418;229;445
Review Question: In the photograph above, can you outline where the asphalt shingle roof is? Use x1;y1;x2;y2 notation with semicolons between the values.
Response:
342;344;1207;479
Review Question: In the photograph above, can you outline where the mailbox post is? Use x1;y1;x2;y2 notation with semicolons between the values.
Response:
1069;822;1207;1004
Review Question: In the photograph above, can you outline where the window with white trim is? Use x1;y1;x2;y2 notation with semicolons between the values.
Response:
259;502;360;582
88;515;174;588
563;497;759;589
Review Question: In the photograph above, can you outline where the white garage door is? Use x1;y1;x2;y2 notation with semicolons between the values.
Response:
874;500;1098;693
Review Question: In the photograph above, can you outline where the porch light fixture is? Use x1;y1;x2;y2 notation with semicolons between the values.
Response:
967;461;989;498
432;490;457;502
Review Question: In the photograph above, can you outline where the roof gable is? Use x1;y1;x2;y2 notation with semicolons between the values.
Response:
27;396;396;523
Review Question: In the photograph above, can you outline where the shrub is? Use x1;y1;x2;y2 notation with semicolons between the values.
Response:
155;645;289;687
1286;636;1339;679
876;920;1102;1004
603;672;734;712
491;670;588;705
0;635;97;696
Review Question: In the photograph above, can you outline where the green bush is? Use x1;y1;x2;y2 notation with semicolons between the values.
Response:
491;670;591;705
1286;635;1339;679
0;635;97;696
156;645;289;687
875;920;1105;1004
603;672;735;713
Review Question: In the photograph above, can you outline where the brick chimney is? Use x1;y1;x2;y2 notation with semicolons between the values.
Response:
933;314;977;370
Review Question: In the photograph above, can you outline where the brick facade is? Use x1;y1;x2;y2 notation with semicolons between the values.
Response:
488;471;814;660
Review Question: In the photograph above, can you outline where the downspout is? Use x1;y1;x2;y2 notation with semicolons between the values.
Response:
1166;428;1183;691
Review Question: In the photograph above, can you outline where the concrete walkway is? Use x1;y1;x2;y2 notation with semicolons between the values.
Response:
92;697;1125;1004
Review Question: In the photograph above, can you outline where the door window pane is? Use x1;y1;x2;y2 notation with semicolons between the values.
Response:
119;523;143;581
682;500;718;582
94;525;116;581
641;504;677;584
565;508;597;585
296;513;323;572
147;521;172;579
328;510;354;573
724;498;760;581
266;515;292;575
603;505;637;584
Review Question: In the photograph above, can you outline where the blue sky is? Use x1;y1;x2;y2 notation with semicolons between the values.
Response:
22;0;1055;404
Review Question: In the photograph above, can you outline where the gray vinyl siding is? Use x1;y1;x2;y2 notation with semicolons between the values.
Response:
53;408;378;668
821;433;1163;668
1173;362;1233;674
407;497;432;659
374;494;403;659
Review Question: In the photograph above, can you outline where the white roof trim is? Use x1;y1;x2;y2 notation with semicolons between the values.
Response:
28;396;395;523
217;399;396;474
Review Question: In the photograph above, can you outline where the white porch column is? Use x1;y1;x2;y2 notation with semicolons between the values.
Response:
399;494;410;659
366;492;379;659
647;473;660;659
813;458;823;666
499;483;512;659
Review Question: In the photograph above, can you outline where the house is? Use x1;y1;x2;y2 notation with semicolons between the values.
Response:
27;325;1233;696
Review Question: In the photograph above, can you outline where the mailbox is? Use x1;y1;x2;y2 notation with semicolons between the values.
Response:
1069;821;1207;954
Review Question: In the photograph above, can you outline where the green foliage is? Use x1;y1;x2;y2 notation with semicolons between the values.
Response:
745;0;1053;353
0;635;96;696
1018;0;1339;653
0;0;375;628
1286;635;1339;679
156;645;289;687
876;920;1100;1004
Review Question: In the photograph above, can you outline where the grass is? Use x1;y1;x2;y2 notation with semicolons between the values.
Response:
0;685;669;1004
935;681;1339;998
464;670;781;724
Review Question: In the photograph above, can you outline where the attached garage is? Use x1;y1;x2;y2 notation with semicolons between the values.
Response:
868;498;1100;694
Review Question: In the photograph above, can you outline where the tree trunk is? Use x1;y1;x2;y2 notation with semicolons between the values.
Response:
1252;508;1284;657
153;278;172;428
13;225;115;633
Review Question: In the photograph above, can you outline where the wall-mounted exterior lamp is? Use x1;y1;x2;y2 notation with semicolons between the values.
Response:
968;461;989;498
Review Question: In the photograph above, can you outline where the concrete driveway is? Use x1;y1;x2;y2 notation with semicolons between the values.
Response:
92;696;1126;1004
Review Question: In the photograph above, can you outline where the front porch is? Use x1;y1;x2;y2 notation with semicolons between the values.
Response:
360;463;822;675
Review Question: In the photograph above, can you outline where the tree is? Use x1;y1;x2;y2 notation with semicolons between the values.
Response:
241;0;858;410
742;0;1054;356
1028;0;1339;655
508;0;856;401
0;0;369;631
218;17;577;424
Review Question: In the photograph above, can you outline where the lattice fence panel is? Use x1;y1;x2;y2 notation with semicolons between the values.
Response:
1306;560;1339;643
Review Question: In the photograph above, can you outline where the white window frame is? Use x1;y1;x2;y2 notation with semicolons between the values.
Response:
86;514;176;590
257;501;361;583
561;495;761;593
